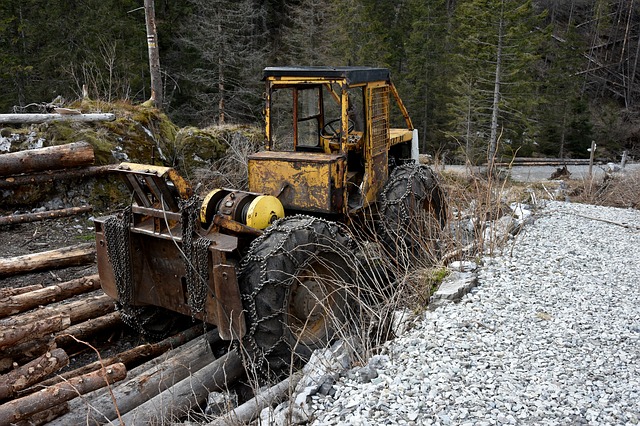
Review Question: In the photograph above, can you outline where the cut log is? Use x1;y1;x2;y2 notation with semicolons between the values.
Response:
0;165;113;189
0;339;55;373
54;311;122;348
115;351;243;425
30;324;206;392
0;206;93;226
207;372;303;426
0;284;43;298
0;348;69;400
12;402;69;426
0;141;95;177
0;362;125;425
0;274;100;317
50;330;218;425
0;113;115;125
0;314;70;350
0;293;115;328
0;243;95;278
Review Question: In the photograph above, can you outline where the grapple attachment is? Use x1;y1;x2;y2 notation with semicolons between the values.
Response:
94;163;246;340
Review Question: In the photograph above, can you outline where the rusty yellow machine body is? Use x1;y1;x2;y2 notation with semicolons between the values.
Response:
95;67;425;347
252;66;418;214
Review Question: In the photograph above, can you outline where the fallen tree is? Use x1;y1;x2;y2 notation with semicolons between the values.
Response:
0;113;115;125
0;284;43;298
0;165;113;190
50;329;221;425
0;314;70;350
23;324;206;393
53;311;122;348
0;293;114;328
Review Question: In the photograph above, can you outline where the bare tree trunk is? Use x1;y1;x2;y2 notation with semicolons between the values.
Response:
218;30;226;124
488;0;504;172
144;0;163;108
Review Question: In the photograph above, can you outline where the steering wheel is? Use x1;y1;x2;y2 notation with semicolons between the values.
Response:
320;118;355;141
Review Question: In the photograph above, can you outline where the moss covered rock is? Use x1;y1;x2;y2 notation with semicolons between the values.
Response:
0;101;265;211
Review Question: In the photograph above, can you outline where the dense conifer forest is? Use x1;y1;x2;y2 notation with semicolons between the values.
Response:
2;0;639;162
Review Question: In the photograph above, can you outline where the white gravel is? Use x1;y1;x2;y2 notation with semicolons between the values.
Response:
310;201;640;425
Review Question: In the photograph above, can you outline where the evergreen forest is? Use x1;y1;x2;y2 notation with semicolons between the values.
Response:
2;0;640;163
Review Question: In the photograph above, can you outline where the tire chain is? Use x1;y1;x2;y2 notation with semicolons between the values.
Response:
180;196;210;319
238;215;354;370
103;197;210;337
103;207;161;336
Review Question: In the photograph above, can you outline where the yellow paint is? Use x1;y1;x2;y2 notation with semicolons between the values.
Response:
200;188;224;224
118;162;192;199
248;151;345;214
245;195;285;229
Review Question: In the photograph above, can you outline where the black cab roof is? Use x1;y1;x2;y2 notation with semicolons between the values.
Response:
262;66;391;85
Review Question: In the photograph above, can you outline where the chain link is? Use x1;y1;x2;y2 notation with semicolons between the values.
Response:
239;215;354;368
104;207;133;306
180;196;210;319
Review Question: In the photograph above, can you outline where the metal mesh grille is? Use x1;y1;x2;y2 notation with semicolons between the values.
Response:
370;86;389;156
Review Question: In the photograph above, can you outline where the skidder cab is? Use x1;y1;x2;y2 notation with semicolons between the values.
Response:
95;66;446;373
252;66;419;215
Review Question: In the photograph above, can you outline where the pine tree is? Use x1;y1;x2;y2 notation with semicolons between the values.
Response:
404;0;453;154
448;0;545;166
179;0;268;125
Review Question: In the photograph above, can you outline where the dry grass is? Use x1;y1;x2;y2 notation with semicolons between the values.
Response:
570;169;640;209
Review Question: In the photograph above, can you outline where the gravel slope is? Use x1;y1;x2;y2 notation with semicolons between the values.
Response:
310;201;640;425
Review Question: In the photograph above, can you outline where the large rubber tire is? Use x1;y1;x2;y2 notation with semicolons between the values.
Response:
379;163;447;264
238;215;355;375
